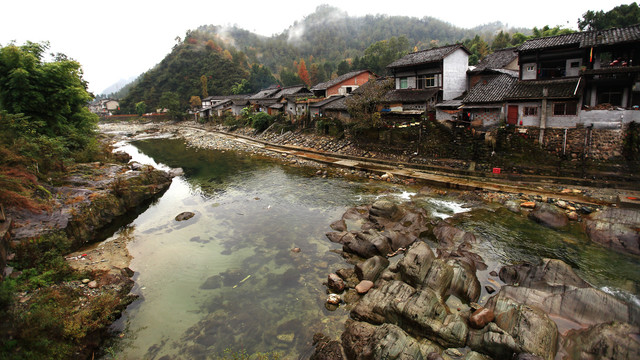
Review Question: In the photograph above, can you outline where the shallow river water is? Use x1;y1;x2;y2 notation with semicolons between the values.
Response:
105;138;639;359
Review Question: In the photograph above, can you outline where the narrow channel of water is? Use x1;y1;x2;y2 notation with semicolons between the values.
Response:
104;138;639;359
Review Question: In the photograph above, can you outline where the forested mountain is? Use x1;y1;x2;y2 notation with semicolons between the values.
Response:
119;5;533;113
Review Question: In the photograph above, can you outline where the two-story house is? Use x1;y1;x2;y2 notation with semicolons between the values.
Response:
505;24;640;129
310;70;375;98
385;44;471;119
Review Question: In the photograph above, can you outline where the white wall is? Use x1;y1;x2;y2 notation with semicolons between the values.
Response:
442;49;469;100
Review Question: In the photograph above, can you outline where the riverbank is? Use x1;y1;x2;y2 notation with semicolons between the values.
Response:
0;152;173;358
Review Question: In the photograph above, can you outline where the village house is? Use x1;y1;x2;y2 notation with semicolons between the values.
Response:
309;95;346;118
249;85;312;116
504;24;640;129
89;98;120;116
457;48;519;128
311;70;375;97
385;44;471;120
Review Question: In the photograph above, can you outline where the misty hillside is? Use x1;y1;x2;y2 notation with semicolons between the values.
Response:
119;5;532;113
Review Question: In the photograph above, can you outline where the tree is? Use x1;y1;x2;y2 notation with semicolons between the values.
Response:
0;41;98;162
248;64;278;92
298;59;311;87
135;101;147;116
491;31;511;50
159;91;183;120
200;75;209;98
345;77;394;130
279;68;301;86
231;79;250;94
189;96;202;110
360;36;410;75
337;60;351;76
579;2;640;31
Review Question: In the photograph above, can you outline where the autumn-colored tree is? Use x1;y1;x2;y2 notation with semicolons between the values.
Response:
298;59;311;87
190;96;202;109
200;75;208;98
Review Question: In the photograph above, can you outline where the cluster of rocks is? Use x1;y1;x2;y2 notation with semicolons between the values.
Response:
313;199;640;360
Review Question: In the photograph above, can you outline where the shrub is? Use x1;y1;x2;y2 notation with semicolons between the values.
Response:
251;112;273;133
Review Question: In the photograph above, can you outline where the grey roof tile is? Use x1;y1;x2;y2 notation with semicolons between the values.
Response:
387;44;470;69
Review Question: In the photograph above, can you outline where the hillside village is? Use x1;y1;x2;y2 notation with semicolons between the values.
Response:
182;24;640;161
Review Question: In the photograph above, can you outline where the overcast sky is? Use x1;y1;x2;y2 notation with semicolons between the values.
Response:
0;0;630;94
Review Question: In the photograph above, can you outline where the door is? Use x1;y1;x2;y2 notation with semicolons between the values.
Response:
507;105;518;125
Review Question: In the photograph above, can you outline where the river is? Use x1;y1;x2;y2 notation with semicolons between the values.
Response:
104;138;639;359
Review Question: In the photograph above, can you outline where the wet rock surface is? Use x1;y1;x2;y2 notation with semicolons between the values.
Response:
583;207;640;255
313;198;639;360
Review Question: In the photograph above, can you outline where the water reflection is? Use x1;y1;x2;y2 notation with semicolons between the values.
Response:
106;138;639;359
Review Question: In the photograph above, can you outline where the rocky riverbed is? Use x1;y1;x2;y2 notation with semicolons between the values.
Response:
313;199;640;360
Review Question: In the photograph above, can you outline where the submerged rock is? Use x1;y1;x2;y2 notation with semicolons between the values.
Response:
498;259;636;328
528;203;568;229
583;207;640;256
561;321;640;360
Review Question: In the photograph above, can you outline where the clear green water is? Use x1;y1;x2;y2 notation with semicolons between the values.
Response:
105;138;639;359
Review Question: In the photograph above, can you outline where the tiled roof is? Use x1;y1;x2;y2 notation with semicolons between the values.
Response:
463;73;518;104
250;87;281;100
469;48;518;73
311;70;372;91
387;44;470;69
324;96;349;111
273;85;311;98
383;88;439;103
518;33;583;52
581;24;640;47
518;24;640;51
505;78;582;100
309;95;345;108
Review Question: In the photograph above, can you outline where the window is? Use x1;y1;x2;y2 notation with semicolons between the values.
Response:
524;106;538;116
570;61;580;68
553;102;577;116
526;66;535;72
417;75;436;89
400;77;408;89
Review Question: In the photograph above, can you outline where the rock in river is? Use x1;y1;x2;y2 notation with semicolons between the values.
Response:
175;211;195;221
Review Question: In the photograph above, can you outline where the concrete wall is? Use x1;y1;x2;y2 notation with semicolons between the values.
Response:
442;48;469;100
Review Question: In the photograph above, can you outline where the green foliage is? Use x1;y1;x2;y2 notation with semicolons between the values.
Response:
0;42;98;171
135;101;147;116
232;79;251;94
579;2;640;31
248;64;278;93
279;68;301;86
250;112;274;133
359;36;411;75
120;34;248;113
159;91;184;120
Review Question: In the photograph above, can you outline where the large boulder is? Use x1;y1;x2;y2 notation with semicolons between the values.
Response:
583;207;640;256
473;295;558;360
498;259;637;328
446;258;481;303
352;281;468;348
342;321;444;360
398;241;436;287
561;321;640;360
355;256;390;282
433;221;476;249
528;203;568;229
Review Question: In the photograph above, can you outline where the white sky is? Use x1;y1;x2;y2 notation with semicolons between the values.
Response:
0;0;629;94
